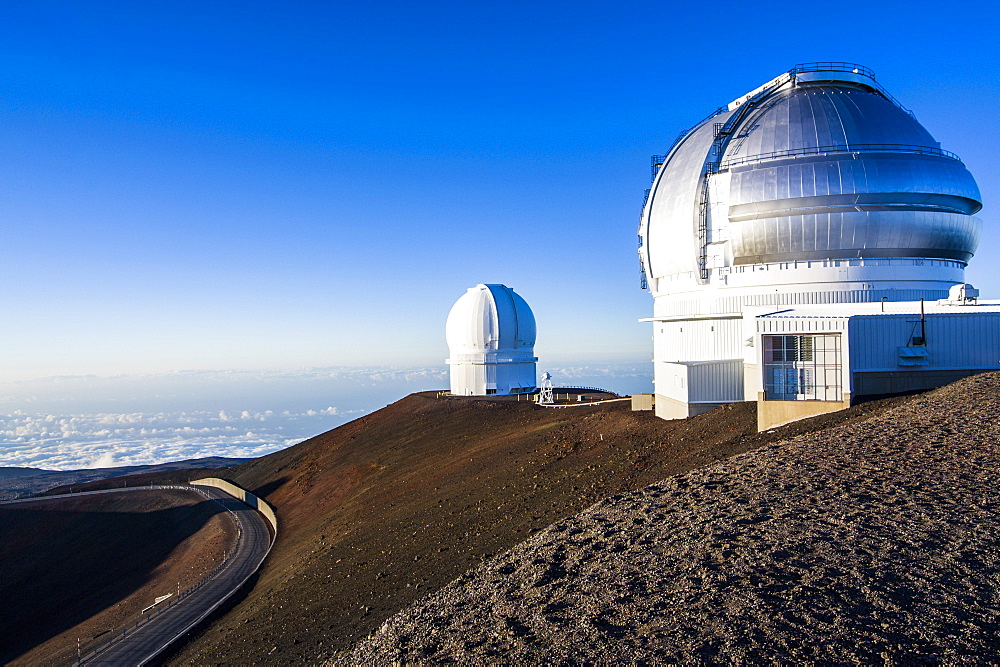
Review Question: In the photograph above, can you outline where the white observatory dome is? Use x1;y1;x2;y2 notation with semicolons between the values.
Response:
445;284;537;396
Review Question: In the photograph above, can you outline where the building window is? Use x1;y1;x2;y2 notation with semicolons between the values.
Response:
769;335;813;362
763;334;842;401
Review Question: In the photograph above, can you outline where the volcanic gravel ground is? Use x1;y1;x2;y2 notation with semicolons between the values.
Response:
166;391;913;663
336;373;1000;664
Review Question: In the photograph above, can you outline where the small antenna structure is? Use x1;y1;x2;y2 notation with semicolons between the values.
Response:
538;372;554;404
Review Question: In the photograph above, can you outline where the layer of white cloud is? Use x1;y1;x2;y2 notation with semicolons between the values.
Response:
0;363;650;471
0;405;362;470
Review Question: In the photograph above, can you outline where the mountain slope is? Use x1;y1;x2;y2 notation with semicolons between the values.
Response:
158;390;902;663
335;373;1000;664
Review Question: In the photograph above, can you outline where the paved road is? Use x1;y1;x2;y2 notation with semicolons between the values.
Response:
84;485;273;665
3;485;274;666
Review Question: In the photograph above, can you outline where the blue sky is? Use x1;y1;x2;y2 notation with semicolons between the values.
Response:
2;0;998;381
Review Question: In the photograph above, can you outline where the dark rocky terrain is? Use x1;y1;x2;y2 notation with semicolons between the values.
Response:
0;466;47;480
335;374;1000;664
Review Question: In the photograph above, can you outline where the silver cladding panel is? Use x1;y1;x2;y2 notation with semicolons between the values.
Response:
687;360;744;403
642;108;737;279
643;79;984;278
724;85;936;159
725;86;981;264
729;209;981;264
728;155;981;214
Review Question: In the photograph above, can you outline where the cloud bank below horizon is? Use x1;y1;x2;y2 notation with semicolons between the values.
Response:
0;363;651;471
0;405;363;470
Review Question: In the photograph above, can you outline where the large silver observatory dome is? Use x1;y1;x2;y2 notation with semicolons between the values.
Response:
640;64;991;425
640;63;982;289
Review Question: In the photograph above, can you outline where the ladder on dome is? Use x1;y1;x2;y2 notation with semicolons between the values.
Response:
638;234;648;290
694;87;779;281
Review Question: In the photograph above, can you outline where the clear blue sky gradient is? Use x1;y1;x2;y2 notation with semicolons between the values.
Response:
2;0;998;380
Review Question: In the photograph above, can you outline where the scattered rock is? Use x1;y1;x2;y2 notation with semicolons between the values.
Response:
333;373;1000;664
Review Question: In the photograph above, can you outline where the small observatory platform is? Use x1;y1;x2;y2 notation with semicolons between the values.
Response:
638;62;999;429
446;284;538;396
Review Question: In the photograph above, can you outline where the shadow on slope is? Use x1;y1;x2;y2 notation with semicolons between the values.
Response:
0;458;251;501
160;390;908;664
41;465;240;497
0;491;233;665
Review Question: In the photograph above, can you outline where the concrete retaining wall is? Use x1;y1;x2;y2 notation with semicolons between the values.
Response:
756;393;852;431
631;394;654;411
190;478;278;533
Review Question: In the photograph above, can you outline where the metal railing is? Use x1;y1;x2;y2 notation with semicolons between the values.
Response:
789;62;915;118
555;386;619;395
720;143;961;170
0;484;244;664
651;155;666;181
537;397;631;408
77;543;239;665
790;62;875;78
6;482;275;666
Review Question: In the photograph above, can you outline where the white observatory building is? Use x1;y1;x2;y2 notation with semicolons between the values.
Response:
639;63;999;429
446;284;538;396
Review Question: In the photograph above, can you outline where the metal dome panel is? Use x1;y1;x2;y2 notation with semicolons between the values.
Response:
445;284;495;354
728;210;981;264
444;284;536;358
639;63;989;424
484;284;536;350
722;85;938;161
640;65;984;281
445;284;537;396
641;108;737;281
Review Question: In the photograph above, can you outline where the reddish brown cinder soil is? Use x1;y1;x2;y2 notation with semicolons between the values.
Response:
337;374;1000;664
149;390;902;664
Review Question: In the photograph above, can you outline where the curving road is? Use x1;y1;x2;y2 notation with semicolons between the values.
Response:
3;484;274;666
